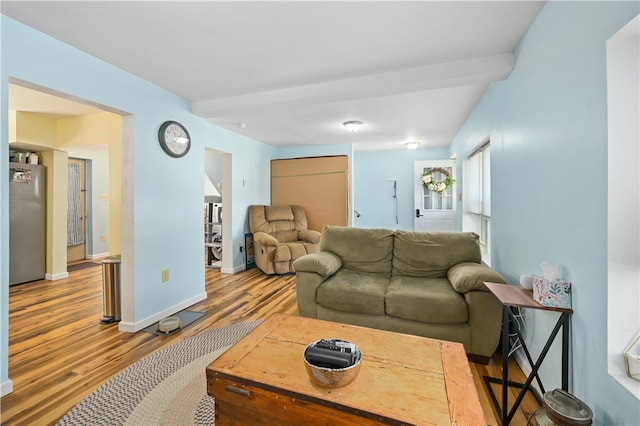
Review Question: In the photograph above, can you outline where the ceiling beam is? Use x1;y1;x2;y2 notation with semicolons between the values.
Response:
192;54;514;120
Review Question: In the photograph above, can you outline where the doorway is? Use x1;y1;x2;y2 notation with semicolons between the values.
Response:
6;81;129;394
205;148;232;272
414;160;457;232
8;81;124;277
67;157;87;263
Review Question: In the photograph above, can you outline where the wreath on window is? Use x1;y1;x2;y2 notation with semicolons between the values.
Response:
421;167;456;194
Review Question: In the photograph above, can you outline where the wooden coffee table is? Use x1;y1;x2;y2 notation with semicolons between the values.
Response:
206;313;485;425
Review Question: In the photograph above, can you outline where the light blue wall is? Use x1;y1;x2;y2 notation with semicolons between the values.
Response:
205;124;273;263
354;148;450;230
0;17;9;395
273;145;454;231
0;16;273;392
449;2;639;424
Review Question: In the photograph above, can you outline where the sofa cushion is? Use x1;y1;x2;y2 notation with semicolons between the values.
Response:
274;242;318;262
392;231;482;278
316;269;387;315
320;226;394;274
276;229;301;243
385;276;468;324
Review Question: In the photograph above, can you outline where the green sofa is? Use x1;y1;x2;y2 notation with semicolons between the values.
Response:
292;226;507;362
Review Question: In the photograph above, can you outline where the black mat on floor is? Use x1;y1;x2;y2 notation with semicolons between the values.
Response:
68;262;101;272
141;310;206;336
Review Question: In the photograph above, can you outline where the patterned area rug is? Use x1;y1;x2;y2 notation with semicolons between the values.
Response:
57;320;263;426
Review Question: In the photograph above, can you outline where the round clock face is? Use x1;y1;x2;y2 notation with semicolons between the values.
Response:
158;121;191;158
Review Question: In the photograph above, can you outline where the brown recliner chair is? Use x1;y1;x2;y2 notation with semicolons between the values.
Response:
249;205;321;275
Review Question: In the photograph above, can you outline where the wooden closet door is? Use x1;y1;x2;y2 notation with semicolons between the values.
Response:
271;156;350;232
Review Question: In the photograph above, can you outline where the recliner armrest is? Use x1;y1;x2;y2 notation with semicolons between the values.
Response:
298;229;321;244
253;231;280;247
293;252;342;278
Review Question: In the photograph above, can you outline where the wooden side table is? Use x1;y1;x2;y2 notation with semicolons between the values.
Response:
483;282;573;426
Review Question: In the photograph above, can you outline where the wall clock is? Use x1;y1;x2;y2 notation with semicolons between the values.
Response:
158;120;191;158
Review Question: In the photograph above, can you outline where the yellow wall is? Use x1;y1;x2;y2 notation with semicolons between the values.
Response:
107;117;122;255
9;110;16;142
11;111;122;275
58;113;119;147
40;149;69;278
12;111;58;146
58;113;122;254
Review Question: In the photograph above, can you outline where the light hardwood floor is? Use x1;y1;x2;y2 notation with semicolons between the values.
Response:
1;264;540;425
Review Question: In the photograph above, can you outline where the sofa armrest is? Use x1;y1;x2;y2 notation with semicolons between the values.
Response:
294;252;342;319
292;252;342;278
448;262;506;293
253;231;279;247
465;290;504;358
298;229;321;244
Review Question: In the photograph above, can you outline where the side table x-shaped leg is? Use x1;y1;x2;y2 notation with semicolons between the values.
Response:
483;282;572;426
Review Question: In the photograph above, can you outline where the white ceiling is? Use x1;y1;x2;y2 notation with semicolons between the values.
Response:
3;1;546;151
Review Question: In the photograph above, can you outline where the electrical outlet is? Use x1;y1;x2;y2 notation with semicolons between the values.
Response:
100;234;107;242
161;269;170;282
238;243;244;253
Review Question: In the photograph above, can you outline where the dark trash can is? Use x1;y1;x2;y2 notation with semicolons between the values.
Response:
100;255;121;324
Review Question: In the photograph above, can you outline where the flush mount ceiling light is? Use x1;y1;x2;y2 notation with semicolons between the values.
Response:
405;141;420;149
343;120;363;132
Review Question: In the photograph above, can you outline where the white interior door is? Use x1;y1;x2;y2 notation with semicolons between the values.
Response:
414;160;457;232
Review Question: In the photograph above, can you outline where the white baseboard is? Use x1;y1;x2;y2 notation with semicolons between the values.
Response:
1;379;14;397
118;291;208;333
221;265;246;274
46;272;69;281
87;252;110;260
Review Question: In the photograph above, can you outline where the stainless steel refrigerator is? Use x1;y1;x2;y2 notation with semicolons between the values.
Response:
9;163;46;285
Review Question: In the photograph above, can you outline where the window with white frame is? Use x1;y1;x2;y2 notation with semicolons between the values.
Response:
463;142;491;265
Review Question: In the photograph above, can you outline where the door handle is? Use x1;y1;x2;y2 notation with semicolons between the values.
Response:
225;385;251;397
416;209;423;218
